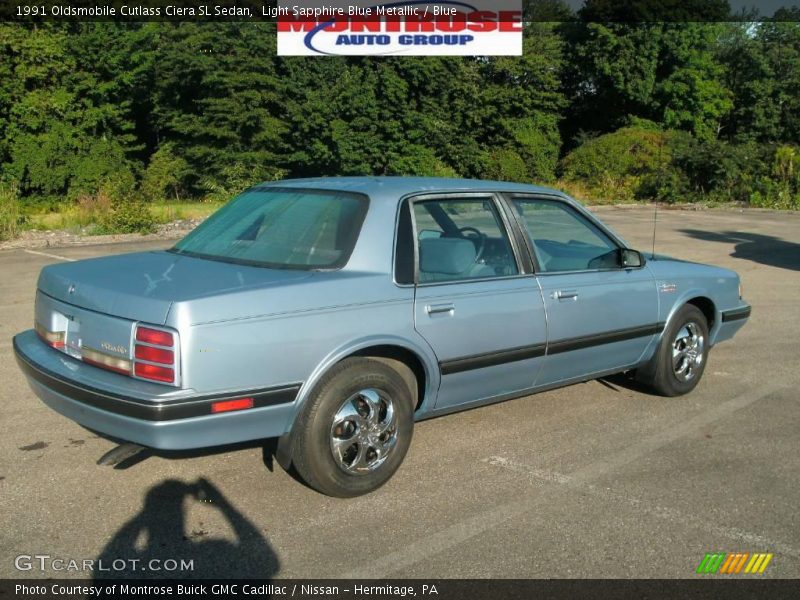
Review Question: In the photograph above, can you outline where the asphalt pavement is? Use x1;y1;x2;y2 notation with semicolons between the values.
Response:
0;206;798;579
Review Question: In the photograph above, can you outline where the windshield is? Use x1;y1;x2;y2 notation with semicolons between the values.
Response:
170;187;369;270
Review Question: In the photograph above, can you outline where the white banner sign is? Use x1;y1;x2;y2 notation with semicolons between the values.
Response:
277;1;523;56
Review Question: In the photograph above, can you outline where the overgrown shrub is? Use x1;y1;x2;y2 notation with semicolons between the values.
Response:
748;145;800;208
0;183;21;240
664;140;799;207
141;144;190;203
560;123;679;201
666;138;763;203
387;145;457;178
75;191;113;227
200;162;286;203
485;148;530;182
749;179;799;209
561;124;799;208
68;140;139;203
507;114;561;182
100;198;156;234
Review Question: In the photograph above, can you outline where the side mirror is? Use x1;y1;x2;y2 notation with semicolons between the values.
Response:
619;248;646;268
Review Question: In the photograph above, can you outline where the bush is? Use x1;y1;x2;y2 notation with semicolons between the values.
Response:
200;162;286;203
484;148;530;182
68;139;139;203
141;144;189;203
100;198;156;234
666;139;798;207
388;145;457;178
668;138;760;203
75;191;113;227
560;123;679;201
0;183;22;240
749;179;799;209
507;113;561;182
748;145;800;209
560;125;800;208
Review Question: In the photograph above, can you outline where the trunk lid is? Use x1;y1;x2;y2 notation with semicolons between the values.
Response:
37;250;313;324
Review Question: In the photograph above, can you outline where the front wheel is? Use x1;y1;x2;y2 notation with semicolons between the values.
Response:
291;358;414;497
638;304;710;397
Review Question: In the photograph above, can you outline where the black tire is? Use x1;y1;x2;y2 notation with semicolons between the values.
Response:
291;358;414;497
638;304;710;397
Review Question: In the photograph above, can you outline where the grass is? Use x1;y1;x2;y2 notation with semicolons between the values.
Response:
150;200;224;223
0;184;21;240
23;199;223;233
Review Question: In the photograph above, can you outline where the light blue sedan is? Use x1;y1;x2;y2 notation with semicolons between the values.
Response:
14;177;750;496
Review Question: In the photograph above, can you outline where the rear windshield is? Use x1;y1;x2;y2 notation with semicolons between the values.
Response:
170;187;369;270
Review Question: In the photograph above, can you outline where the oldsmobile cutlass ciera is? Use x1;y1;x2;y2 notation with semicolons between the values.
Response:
14;177;751;496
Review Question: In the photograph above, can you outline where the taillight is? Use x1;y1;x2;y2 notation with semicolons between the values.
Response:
35;321;65;349
134;362;174;383
134;345;174;364
133;324;178;385
136;327;174;347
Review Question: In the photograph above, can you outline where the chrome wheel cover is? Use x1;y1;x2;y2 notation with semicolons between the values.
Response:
672;321;705;382
329;388;398;475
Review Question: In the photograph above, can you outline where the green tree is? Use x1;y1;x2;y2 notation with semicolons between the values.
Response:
1;24;139;201
141;143;189;202
562;12;733;143
718;13;800;144
151;23;287;195
475;23;565;181
656;24;733;140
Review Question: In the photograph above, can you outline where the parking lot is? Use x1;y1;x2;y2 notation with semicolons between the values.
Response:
1;206;798;579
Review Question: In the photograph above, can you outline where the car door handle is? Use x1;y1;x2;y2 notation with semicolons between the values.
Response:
556;290;579;300
426;303;455;316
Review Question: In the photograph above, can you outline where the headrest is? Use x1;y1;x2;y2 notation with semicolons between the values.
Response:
419;237;476;275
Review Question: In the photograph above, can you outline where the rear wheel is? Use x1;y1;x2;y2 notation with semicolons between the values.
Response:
291;358;414;497
638;304;709;397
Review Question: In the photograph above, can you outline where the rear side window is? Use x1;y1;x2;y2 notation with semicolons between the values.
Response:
171;188;368;270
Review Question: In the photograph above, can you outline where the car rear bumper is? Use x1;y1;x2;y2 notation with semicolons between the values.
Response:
13;330;300;450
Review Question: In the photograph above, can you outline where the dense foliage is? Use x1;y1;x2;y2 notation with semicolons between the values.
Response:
1;4;799;239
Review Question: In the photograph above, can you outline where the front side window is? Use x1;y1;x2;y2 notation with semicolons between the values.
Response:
413;198;519;283
512;199;618;272
171;188;368;270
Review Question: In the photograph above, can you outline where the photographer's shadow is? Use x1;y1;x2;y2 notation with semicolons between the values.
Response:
95;478;279;579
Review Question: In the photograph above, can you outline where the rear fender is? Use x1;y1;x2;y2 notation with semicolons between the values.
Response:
275;334;439;469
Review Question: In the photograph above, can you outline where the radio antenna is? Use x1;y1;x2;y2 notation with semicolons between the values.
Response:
652;134;665;258
651;201;658;257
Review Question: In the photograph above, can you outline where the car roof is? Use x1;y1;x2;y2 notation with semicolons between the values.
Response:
254;176;565;199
